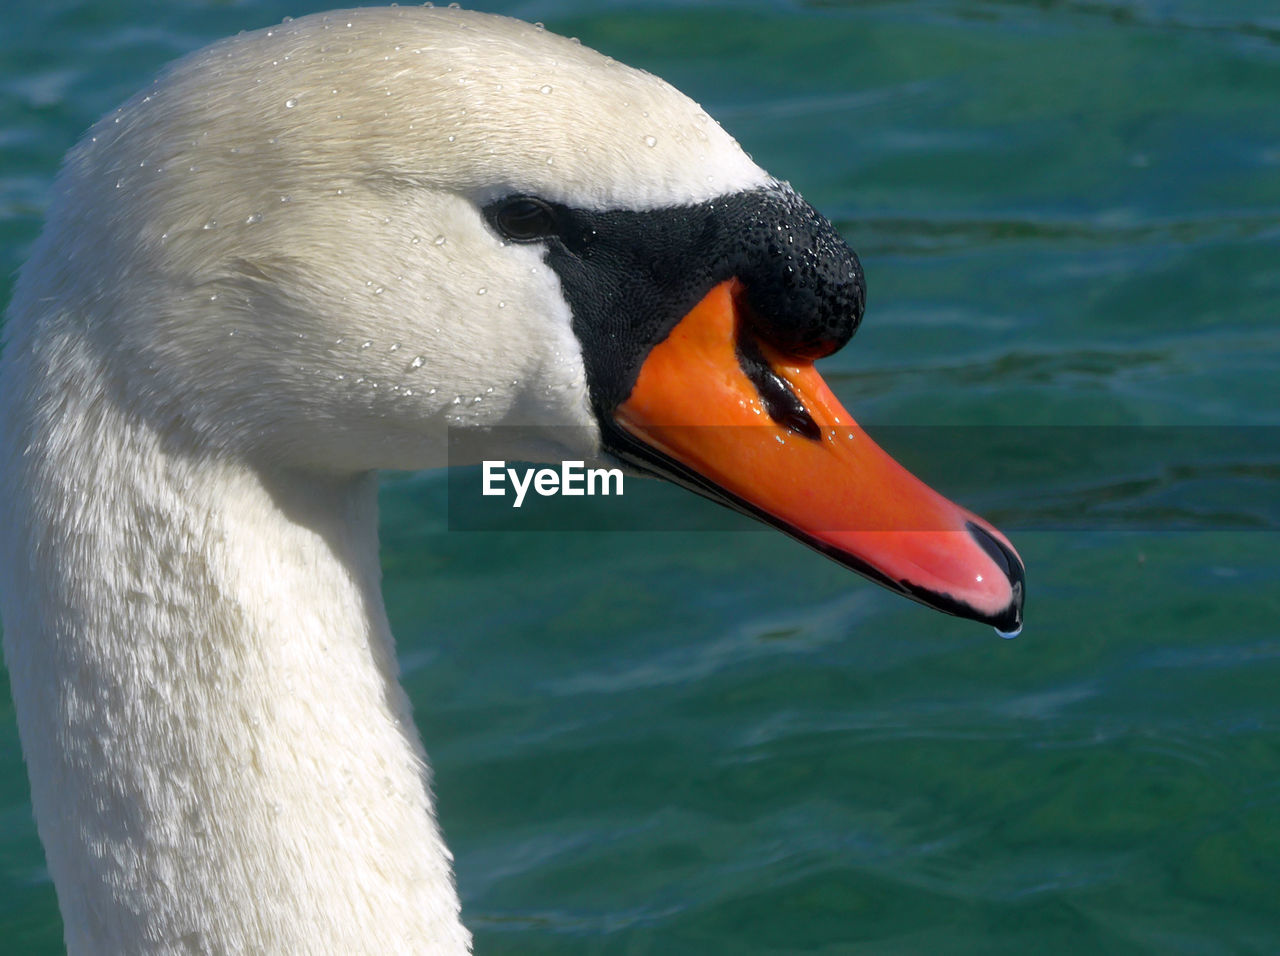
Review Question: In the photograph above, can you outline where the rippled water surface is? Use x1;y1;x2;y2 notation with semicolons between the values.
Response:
2;1;1278;952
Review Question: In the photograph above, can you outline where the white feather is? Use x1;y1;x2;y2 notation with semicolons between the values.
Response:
0;7;768;953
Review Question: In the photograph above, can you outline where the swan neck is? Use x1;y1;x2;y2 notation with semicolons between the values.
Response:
0;353;469;953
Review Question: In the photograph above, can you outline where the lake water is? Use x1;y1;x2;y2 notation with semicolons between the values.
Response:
2;1;1278;952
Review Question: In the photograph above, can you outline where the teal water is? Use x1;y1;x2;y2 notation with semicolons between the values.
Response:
2;1;1278;952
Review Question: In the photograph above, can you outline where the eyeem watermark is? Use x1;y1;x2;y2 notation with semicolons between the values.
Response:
482;460;624;508
445;426;1280;531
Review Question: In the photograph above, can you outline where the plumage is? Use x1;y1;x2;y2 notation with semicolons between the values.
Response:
0;8;1022;953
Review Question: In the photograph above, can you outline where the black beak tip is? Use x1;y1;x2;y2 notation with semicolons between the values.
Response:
966;521;1026;636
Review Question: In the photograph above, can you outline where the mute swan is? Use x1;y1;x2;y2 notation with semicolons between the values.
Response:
0;7;1024;953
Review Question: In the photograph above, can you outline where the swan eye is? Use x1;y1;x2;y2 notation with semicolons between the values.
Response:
491;196;557;242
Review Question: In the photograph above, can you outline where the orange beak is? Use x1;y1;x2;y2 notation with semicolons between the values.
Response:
614;280;1024;633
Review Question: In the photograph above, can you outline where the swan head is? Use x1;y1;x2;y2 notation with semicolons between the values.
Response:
32;7;763;471
17;6;1023;630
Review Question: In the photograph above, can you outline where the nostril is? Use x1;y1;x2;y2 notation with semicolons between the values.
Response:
734;328;822;441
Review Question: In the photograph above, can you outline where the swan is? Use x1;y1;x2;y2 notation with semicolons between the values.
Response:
0;7;1024;953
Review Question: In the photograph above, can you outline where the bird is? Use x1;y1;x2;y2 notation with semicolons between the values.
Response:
0;7;1024;953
